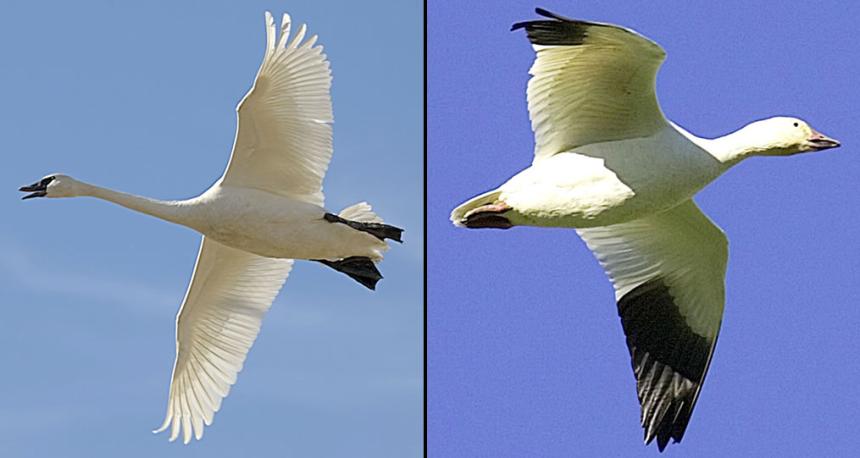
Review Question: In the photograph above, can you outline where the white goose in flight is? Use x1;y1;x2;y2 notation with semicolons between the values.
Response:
20;12;403;444
451;8;840;451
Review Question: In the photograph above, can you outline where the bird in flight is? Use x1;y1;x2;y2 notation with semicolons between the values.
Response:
20;12;403;443
452;8;839;451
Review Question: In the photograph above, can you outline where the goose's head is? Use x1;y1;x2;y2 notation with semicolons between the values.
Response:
744;117;840;156
19;174;82;199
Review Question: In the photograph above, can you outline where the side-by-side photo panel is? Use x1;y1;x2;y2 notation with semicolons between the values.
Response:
429;1;856;456
3;1;422;457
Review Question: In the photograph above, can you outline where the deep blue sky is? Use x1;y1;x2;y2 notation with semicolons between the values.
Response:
429;1;859;456
1;1;422;457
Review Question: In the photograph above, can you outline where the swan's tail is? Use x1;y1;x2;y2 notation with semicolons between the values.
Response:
325;202;404;243
450;189;512;229
316;256;383;290
315;202;403;290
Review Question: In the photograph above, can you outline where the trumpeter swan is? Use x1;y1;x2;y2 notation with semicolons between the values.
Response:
451;8;839;451
20;12;403;444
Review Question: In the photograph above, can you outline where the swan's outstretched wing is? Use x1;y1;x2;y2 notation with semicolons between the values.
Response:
222;12;333;206
154;237;293;443
576;201;727;451
512;8;668;162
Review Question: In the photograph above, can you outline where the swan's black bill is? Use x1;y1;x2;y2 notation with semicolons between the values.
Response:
19;176;54;200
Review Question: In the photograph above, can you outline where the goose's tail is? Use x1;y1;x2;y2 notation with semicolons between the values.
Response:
450;189;512;229
316;202;403;290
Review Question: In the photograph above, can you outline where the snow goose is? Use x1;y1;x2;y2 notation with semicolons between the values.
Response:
451;8;840;451
19;12;403;443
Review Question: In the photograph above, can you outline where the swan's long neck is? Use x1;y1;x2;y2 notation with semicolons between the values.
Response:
78;182;198;228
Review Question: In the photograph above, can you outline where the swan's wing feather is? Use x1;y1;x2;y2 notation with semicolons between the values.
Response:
513;8;667;162
222;12;333;206
153;236;293;443
576;200;727;450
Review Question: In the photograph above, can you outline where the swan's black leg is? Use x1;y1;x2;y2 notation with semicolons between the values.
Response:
323;213;404;243
314;256;383;290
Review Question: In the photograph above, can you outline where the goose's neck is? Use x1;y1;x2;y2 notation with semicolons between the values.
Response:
707;135;764;166
706;127;792;167
80;182;199;228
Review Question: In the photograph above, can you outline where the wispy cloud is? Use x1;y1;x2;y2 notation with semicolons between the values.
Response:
0;237;179;314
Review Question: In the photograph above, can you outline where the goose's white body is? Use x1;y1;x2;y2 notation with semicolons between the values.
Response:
21;12;400;444
452;8;839;451
494;125;725;228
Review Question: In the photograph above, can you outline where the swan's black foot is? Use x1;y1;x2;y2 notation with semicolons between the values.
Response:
315;256;383;290
324;213;404;243
463;203;513;229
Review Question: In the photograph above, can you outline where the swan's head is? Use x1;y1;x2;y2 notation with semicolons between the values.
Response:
745;117;840;156
19;174;82;199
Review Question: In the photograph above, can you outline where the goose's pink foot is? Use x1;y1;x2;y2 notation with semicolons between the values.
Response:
463;203;513;229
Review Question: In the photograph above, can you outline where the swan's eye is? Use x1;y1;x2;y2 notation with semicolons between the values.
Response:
793;122;799;127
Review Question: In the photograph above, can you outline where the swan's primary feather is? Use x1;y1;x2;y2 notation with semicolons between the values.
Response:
154;237;293;443
222;12;333;206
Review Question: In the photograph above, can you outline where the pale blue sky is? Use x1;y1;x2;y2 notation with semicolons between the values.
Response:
429;1;859;456
1;1;422;457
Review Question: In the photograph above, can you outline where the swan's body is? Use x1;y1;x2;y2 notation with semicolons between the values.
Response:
452;9;839;451
179;185;387;261
21;12;402;444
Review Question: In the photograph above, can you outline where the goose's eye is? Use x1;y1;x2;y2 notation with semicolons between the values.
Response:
793;122;799;127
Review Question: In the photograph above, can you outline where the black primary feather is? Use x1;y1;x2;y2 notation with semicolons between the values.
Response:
617;279;716;451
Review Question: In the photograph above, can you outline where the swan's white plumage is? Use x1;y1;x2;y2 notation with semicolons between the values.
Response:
223;11;333;206
20;10;402;445
150;12;336;443
154;237;293;443
339;201;384;224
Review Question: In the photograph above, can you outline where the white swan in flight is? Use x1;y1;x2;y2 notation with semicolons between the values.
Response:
451;8;840;451
20;12;403;444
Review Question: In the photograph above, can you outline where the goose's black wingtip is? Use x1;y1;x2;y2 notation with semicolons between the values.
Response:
511;8;584;41
535;7;569;21
642;406;689;452
649;432;679;453
512;8;571;29
512;7;557;31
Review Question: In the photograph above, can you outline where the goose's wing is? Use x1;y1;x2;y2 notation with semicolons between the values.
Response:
512;8;668;162
576;200;728;451
153;237;293;443
222;12;333;206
